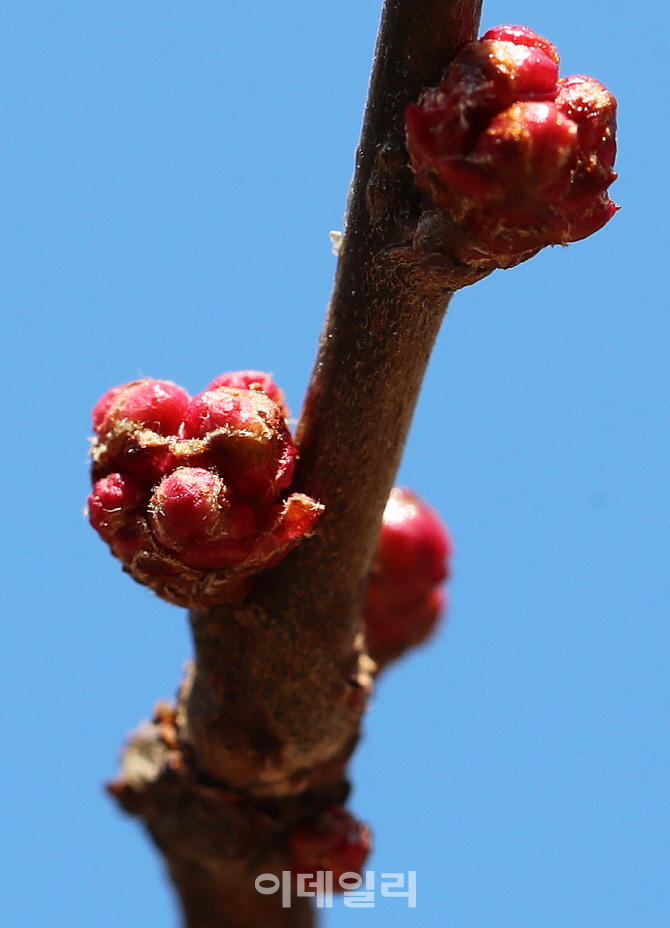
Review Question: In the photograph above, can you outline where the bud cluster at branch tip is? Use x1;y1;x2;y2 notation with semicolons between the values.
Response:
364;488;453;667
405;25;618;266
88;373;322;608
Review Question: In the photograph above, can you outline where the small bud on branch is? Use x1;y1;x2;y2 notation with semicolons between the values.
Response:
288;806;372;888
364;487;453;667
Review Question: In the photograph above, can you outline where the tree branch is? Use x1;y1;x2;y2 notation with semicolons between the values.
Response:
185;0;485;795
110;1;484;925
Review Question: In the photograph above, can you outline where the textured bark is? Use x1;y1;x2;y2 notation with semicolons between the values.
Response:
109;1;485;926
184;0;486;797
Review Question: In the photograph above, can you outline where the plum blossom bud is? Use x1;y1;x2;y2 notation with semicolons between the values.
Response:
88;372;322;608
288;806;372;888
88;473;154;565
91;379;190;486
405;25;618;265
206;370;289;419
148;468;257;569
88;473;147;545
93;379;191;439
179;388;296;502
364;488;452;667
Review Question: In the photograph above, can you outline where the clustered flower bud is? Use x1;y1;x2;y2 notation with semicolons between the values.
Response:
205;370;290;420
405;25;618;264
88;373;322;608
364;488;452;667
288;806;372;888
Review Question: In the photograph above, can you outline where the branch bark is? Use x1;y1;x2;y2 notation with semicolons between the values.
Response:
184;0;485;797
110;1;484;925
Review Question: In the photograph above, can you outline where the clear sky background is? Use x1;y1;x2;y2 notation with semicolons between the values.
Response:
1;2;667;926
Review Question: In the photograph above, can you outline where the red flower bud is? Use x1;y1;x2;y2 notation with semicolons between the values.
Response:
206;370;290;419
88;473;155;565
88;473;147;545
288;806;372;888
405;25;618;264
375;488;451;588
88;372;322;608
481;24;560;64
91;379;190;486
92;385;126;434
555;75;618;213
148;468;256;558
93;379;190;438
474;102;578;209
179;388;296;501
364;488;452;667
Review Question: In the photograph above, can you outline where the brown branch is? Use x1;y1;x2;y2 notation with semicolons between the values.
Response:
184;0;486;796
110;1;484;926
110;709;322;928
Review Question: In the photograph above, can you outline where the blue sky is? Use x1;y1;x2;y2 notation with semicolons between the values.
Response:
1;2;667;926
